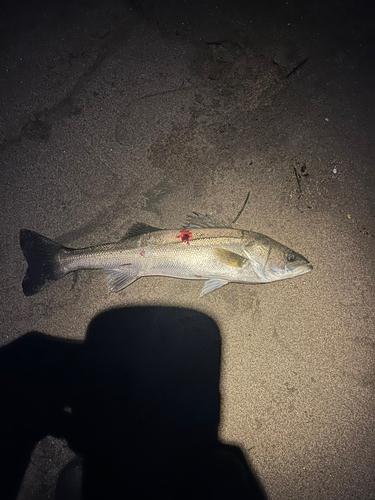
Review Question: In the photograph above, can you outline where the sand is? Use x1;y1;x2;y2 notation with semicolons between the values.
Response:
0;0;373;498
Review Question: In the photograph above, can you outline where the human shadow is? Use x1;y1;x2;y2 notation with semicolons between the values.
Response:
0;307;266;499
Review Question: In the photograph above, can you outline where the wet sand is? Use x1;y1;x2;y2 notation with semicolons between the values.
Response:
0;0;373;498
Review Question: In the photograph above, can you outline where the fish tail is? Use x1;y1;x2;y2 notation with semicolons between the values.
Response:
19;229;67;296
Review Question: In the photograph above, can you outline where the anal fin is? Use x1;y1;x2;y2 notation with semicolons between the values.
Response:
104;267;138;293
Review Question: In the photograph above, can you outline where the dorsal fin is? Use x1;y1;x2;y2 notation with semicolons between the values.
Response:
183;212;232;229
123;222;163;239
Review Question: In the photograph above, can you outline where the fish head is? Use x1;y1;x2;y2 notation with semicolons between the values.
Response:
243;234;312;282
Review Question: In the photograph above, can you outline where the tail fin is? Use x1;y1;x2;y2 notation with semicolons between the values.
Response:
20;229;67;296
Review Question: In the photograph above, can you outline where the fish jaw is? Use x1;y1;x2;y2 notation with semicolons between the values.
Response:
284;263;313;278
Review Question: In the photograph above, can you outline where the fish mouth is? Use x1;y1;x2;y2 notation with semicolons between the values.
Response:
291;263;313;276
288;262;313;278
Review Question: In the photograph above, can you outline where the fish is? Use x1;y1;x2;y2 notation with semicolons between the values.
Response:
19;212;312;297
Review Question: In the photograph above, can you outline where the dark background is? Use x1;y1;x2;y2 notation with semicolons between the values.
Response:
0;307;265;499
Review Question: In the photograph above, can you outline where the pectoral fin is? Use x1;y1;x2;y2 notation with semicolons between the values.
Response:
199;279;229;298
104;267;138;292
214;248;248;268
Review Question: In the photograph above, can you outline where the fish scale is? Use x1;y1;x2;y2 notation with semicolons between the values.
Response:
19;213;312;297
138;230;250;279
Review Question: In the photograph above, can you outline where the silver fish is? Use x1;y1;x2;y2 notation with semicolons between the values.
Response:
20;212;312;297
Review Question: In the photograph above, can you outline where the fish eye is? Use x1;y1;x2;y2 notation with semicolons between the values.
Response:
287;252;295;262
